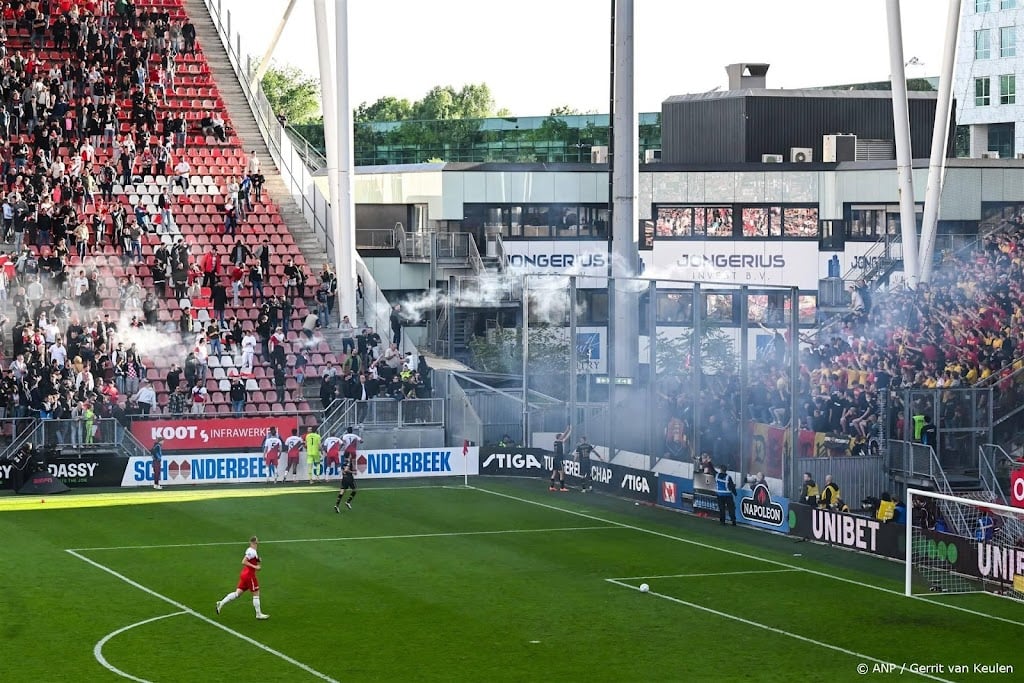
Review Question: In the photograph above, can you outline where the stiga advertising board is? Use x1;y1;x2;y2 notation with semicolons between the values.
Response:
479;447;551;477
477;447;657;503
788;502;905;559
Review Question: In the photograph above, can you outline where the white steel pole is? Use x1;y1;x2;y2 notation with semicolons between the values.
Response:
313;0;345;323
334;0;358;326
249;0;299;90
886;0;921;289
918;0;961;284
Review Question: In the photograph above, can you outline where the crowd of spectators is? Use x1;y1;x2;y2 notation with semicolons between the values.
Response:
0;0;401;449
659;219;1024;469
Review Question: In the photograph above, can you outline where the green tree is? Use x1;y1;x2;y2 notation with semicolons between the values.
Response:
468;324;570;399
260;63;321;124
413;83;496;120
354;96;413;123
549;105;581;116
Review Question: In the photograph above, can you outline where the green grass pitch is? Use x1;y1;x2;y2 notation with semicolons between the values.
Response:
1;478;1021;682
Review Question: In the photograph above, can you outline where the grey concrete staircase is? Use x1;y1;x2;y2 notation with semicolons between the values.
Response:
184;0;344;409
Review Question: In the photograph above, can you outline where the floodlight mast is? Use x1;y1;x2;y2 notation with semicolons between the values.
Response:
919;0;962;284
885;0;920;289
249;0;299;90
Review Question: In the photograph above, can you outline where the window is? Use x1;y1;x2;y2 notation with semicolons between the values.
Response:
976;29;992;58
704;293;735;324
656;292;693;325
1001;0;1016;10
977;0;992;10
1001;74;1016;104
655;206;732;237
1001;26;1016;57
976;77;992;105
988;122;1015;158
783;208;819;238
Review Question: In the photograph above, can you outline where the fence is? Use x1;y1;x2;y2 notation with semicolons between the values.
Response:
900;387;992;472
793;455;888;513
350;399;444;428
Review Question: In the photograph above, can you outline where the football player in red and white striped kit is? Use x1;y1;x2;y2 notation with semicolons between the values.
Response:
263;428;283;483
216;536;269;620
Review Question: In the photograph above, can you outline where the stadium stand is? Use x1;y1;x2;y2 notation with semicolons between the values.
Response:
0;0;348;430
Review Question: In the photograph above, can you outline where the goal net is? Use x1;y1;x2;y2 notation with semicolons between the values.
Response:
906;488;1024;601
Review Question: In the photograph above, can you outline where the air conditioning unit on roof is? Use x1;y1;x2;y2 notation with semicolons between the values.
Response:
790;147;813;163
761;153;783;163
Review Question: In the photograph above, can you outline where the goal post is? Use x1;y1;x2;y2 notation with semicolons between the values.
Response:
905;488;1024;600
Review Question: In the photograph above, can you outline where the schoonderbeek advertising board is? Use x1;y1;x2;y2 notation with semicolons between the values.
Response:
122;447;480;487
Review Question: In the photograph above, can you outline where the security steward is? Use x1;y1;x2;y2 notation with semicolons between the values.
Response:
715;464;737;526
800;472;819;506
818;474;841;510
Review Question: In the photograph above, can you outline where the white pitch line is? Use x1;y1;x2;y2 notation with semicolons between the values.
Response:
70;525;620;552
66;550;339;683
605;579;956;683
94;611;187;683
469;485;1024;629
611;569;798;581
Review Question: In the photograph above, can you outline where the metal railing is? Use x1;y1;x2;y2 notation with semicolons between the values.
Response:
979;443;1015;505
356;228;398;249
350;398;444;427
447;374;485;447
888;440;969;536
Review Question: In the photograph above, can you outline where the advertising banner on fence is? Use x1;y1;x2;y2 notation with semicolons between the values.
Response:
477;447;656;502
131;417;302;452
657;474;692;511
735;483;790;532
123;447;480;487
479;447;550;477
1010;469;1024;509
788;502;905;558
50;456;129;488
917;529;1024;586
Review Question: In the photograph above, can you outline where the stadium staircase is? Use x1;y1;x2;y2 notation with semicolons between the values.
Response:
4;0;343;423
183;0;345;410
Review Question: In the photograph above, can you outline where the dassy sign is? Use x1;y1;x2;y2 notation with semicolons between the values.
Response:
131;417;301;452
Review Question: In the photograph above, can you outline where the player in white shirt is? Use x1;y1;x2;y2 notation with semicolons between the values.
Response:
262;428;283;483
282;429;304;482
341;427;362;462
322;435;343;479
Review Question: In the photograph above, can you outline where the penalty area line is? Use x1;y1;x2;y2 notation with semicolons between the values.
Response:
468;485;1024;629
66;550;339;683
69;525;621;552
606;579;956;683
610;569;799;581
95;611;187;683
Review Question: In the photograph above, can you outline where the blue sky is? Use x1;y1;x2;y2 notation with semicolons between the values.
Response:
216;0;947;116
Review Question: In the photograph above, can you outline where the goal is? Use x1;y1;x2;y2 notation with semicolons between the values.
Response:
905;488;1024;601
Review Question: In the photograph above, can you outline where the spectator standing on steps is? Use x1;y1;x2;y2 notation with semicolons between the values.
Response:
715;465;737;526
390;304;403;346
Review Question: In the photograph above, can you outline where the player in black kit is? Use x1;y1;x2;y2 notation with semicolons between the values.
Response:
575;435;598;492
549;425;571;492
334;454;358;512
